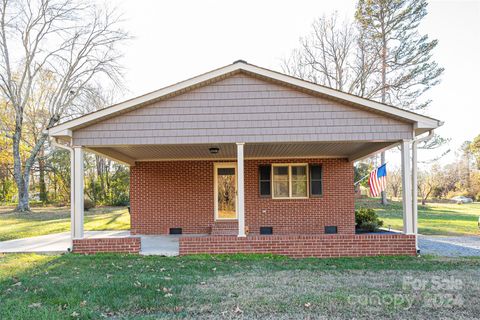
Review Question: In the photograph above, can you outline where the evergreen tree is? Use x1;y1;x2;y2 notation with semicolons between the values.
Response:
355;0;444;204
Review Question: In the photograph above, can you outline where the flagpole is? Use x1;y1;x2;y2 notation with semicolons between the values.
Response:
353;162;388;186
354;173;370;186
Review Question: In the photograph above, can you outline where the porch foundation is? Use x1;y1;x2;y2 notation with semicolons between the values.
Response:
179;234;417;258
72;237;141;254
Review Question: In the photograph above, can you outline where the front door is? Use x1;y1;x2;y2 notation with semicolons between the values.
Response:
214;163;237;220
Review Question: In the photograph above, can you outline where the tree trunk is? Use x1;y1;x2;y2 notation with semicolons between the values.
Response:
12;113;31;212
0;166;6;202
96;156;105;202
13;133;49;212
105;160;111;203
12;111;56;212
39;156;47;203
53;175;57;202
16;177;30;211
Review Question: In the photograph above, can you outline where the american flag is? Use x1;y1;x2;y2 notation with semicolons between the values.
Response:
369;164;387;197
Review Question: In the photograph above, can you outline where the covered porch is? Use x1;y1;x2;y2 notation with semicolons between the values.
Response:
76;140;418;236
47;60;442;256
61;139;420;257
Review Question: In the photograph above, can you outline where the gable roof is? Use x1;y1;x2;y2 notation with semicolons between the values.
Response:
48;60;442;138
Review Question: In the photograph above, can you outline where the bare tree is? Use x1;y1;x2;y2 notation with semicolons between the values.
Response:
417;171;432;205
387;168;402;199
417;167;442;205
0;0;128;211
282;12;380;97
79;85;122;205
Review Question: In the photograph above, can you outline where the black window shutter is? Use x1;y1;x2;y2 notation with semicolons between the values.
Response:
310;164;322;197
259;165;271;197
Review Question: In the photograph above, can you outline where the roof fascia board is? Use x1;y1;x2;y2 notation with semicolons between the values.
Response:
53;129;72;137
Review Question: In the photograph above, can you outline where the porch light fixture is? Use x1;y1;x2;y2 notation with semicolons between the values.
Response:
209;147;220;154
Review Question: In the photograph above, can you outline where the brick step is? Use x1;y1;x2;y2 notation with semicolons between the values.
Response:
211;221;238;236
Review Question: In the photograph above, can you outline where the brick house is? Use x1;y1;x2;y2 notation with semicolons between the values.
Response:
48;60;442;257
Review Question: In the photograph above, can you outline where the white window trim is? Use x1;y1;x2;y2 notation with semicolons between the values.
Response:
271;163;309;199
214;162;238;220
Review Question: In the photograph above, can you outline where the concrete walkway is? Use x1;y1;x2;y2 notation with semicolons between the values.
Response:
0;231;130;253
418;235;480;257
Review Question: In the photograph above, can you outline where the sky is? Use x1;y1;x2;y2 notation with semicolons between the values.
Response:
114;0;480;167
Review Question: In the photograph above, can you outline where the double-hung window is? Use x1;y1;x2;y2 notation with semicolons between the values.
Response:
272;164;308;199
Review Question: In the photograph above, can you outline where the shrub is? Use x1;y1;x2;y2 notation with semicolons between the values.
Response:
355;208;383;232
84;198;95;211
110;194;129;206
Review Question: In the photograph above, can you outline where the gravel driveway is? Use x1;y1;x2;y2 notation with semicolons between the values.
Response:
418;235;480;257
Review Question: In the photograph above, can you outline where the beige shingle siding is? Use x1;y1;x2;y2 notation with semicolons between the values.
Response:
72;74;413;146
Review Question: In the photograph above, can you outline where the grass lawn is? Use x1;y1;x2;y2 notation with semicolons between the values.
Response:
0;253;478;319
356;197;480;236
0;206;130;241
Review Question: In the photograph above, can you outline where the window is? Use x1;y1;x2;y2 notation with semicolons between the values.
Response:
272;164;308;198
291;165;308;197
259;165;271;197
309;164;322;197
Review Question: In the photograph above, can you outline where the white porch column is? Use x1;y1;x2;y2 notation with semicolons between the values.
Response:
236;143;246;237
412;141;419;247
401;140;414;234
73;146;84;239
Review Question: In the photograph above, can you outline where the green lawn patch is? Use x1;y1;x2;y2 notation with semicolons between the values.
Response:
356;198;480;236
0;254;478;319
0;206;130;241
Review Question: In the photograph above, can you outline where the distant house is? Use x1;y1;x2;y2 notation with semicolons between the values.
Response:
48;60;442;257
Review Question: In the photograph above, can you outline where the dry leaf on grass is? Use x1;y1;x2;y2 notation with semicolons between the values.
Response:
28;302;42;308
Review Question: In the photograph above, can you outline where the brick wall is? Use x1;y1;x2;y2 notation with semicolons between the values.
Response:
72;237;141;254
130;158;355;235
179;234;417;258
130;161;214;235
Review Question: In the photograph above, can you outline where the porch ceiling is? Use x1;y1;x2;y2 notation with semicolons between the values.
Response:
87;141;395;165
